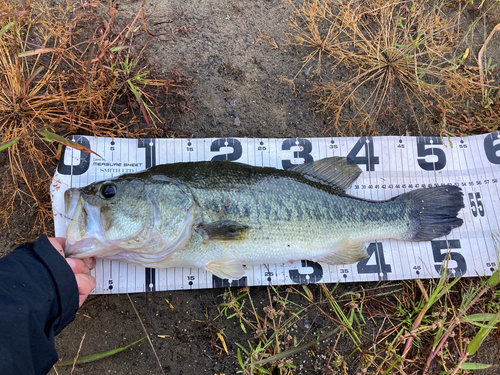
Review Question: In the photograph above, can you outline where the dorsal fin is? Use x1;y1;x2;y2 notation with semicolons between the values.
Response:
290;157;362;192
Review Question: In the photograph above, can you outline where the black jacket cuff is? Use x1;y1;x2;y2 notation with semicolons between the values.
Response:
32;235;79;334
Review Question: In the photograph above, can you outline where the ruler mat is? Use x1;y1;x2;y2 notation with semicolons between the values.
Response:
51;134;500;294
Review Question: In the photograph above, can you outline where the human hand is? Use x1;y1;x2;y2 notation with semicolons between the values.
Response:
49;237;96;307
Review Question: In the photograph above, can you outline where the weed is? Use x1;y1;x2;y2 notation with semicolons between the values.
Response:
210;254;500;374
284;0;500;136
55;336;146;367
0;0;193;235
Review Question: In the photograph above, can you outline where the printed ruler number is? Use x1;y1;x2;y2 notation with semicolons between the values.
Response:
417;137;446;171
138;139;156;169
211;138;242;161
357;243;391;280
281;138;313;170
340;268;349;280
289;260;323;284
431;240;466;276
57;136;91;175
346;137;379;171
484;133;500;164
212;275;247;288
468;192;485;217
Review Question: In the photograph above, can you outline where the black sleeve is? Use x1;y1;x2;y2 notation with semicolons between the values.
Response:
0;235;79;375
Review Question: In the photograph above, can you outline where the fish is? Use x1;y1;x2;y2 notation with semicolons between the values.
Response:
64;157;465;279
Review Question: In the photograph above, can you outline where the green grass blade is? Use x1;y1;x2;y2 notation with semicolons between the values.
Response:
467;311;500;355
429;274;462;306
252;327;339;366
237;348;244;368
461;313;497;322
487;268;500;288
37;130;103;159
460;363;492;370
0;138;20;152
110;45;133;52
301;284;313;302
128;81;152;128
235;342;250;356
56;337;146;366
0;22;14;38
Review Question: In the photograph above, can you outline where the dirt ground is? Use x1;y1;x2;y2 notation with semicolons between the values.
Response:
2;0;500;374
141;0;329;139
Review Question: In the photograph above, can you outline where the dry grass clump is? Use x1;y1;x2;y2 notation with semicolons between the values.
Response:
284;0;500;136
0;0;193;234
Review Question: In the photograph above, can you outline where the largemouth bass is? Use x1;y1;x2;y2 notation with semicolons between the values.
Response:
64;157;464;279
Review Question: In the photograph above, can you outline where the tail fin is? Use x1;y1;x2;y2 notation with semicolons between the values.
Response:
399;185;464;241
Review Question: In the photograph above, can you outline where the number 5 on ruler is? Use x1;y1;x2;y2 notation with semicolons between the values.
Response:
431;240;466;276
468;192;485;217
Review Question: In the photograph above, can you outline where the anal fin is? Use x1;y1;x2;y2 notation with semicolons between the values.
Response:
205;259;246;280
316;242;368;265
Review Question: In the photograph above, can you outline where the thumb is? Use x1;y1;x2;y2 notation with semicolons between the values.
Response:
75;273;97;307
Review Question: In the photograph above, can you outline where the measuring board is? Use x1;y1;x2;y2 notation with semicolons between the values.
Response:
51;134;500;294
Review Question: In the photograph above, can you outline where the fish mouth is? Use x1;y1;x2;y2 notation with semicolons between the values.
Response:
65;237;102;258
64;188;105;258
64;188;81;221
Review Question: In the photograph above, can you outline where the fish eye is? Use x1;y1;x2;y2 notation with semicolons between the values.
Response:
99;183;117;199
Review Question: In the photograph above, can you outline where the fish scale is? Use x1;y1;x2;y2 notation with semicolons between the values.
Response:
168;185;410;265
64;157;464;280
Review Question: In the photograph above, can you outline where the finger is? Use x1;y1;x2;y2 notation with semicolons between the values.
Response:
75;274;97;307
83;257;97;270
66;258;92;275
48;238;65;256
53;237;66;248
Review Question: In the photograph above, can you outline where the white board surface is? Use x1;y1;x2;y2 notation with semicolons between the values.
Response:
51;134;500;294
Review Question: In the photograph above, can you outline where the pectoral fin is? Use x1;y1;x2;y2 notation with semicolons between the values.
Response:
316;242;368;265
205;259;246;280
196;220;250;242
